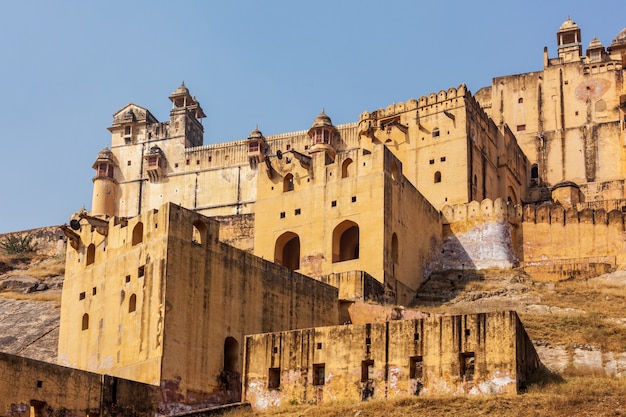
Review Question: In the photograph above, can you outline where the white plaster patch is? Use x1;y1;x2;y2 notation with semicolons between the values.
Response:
478;374;515;394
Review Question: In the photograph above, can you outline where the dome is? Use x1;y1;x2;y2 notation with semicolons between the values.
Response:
172;81;189;96
247;126;265;140
588;36;603;49
612;28;626;46
310;109;334;129
559;17;579;31
96;147;114;161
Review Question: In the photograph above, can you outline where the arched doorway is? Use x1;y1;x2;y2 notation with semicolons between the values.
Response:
332;220;359;263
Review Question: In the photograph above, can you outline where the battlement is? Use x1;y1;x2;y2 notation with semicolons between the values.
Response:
359;84;468;122
441;198;522;225
522;204;625;228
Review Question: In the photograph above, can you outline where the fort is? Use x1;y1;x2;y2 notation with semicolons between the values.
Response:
1;17;626;417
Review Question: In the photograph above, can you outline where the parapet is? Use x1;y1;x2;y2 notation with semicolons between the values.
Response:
521;203;624;228
441;198;522;225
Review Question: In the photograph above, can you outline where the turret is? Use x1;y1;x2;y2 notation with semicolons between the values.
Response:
557;17;582;62
307;109;338;161
168;81;206;148
585;37;605;63
246;126;267;166
91;147;118;218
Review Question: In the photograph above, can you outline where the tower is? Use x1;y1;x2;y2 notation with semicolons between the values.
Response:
557;17;582;62
307;109;338;161
168;81;206;148
91;147;118;218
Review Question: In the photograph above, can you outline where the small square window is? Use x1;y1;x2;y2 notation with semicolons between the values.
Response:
429;159;435;164
516;124;526;132
125;275;131;283
138;266;145;278
295;208;301;215
286;144;291;150
280;212;286;218
79;292;86;300
317;342;323;349
440;157;446;162
92;287;97;295
186;159;190;165
432;130;440;138
351;196;357;203
36;380;43;388
175;163;179;168
127;161;131;166
196;160;200;165
331;201;337;207
465;329;471;336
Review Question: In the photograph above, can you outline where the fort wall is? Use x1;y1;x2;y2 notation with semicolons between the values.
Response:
242;311;539;409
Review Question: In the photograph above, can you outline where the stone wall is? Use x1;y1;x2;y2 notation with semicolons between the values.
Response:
440;198;522;270
0;352;159;417
242;311;539;409
520;204;626;279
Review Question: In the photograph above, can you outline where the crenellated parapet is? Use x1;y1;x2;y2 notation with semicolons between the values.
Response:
359;84;468;123
441;198;522;225
521;204;625;228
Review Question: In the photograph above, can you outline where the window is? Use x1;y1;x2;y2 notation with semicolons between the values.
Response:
125;275;131;283
132;222;143;246
440;157;446;162
79;292;86;300
295;208;301;215
432;129;440;138
283;174;294;192
92;287;97;296
351;196;357;203
86;244;95;266
409;356;423;379
280;212;286;218
192;220;207;245
341;158;353;178
224;337;239;373
268;368;281;390
331;200;337;207
138;266;145;278
313;364;325;386
516;124;526;132
129;294;137;313
518;97;524;104
429;159;435;165
82;313;89;330
434;171;442;183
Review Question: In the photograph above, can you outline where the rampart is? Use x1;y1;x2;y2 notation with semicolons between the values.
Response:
520;204;626;280
440;198;522;270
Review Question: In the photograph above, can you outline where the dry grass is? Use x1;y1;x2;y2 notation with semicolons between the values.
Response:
24;256;65;279
219;377;626;417
0;290;62;302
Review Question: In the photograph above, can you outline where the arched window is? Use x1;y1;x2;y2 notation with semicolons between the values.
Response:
283;174;294;192
81;313;89;331
518;97;524;104
391;161;400;181
129;294;137;313
86;244;95;266
192;220;207;245
434;171;442;183
332;220;359;263
132;222;143;246
274;232;300;270
341;158;353;178
224;337;239;373
391;233;399;264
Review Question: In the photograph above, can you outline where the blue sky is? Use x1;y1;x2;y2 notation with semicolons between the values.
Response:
0;1;624;233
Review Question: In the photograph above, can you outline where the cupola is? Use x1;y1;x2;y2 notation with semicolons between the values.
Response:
246;126;267;165
586;37;605;62
557;17;582;62
307;109;338;161
92;147;117;181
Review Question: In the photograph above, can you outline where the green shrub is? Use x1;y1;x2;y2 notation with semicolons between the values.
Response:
0;235;37;254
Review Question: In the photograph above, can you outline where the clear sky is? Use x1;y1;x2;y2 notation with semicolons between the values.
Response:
0;0;624;233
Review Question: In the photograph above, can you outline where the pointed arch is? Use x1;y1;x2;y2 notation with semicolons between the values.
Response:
132;222;143;246
274;232;300;270
86;244;95;266
332;220;359;263
341;158;354;178
283;174;294;192
129;294;137;313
